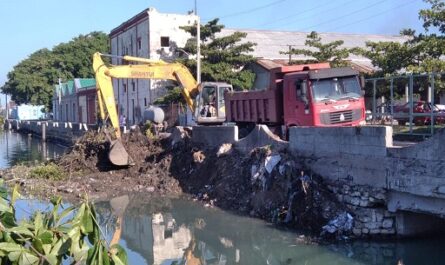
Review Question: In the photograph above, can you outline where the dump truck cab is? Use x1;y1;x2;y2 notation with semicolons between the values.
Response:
282;67;365;127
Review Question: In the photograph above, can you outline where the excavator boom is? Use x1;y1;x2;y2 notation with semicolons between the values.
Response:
93;52;201;166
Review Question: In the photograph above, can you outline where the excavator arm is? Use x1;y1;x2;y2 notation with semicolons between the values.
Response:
93;52;200;166
93;52;198;138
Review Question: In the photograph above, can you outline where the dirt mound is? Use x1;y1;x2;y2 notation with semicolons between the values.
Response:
45;128;181;200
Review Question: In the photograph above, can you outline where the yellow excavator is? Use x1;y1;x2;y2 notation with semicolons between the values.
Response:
93;52;233;166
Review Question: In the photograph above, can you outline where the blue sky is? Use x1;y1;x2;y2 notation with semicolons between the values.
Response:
0;0;431;103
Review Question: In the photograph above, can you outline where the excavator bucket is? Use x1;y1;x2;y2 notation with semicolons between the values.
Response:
108;139;134;166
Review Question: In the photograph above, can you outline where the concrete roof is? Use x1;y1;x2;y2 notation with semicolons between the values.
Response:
218;28;408;73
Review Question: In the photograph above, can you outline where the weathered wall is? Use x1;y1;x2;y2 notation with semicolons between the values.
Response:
192;125;238;147
288;125;445;236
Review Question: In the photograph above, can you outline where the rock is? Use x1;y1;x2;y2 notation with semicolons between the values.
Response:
217;143;232;157
370;229;381;234
359;199;369;207
381;228;396;235
375;192;386;200
193;151;206;163
382;218;394;229
349;197;361;206
146;186;155;192
352;228;362;236
364;222;380;230
362;228;369;234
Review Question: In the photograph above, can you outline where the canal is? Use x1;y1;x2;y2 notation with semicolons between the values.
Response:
1;130;444;265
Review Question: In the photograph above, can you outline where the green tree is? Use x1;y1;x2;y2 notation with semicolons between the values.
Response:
280;31;351;67
179;18;257;91
1;32;109;110
357;0;445;75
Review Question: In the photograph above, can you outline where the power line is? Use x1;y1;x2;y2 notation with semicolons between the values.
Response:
258;0;356;29
324;0;419;32
298;0;390;31
202;0;287;21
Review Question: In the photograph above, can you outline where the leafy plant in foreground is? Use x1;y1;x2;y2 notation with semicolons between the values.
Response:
0;182;127;265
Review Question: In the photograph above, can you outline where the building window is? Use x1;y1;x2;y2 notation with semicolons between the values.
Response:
137;37;142;50
123;83;127;93
132;81;135;92
160;36;170;47
144;98;147;107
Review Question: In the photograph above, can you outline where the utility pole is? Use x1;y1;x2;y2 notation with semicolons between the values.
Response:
195;0;201;83
5;94;8;120
287;45;293;64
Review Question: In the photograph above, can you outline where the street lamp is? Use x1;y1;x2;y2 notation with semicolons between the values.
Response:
195;0;201;84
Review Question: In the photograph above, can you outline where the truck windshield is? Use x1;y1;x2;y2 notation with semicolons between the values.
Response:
312;76;361;102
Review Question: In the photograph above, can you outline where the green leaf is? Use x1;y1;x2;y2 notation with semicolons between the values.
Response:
31;238;43;254
55;206;75;226
110;244;127;265
0;242;23;252
8;251;21;262
18;251;39;265
1;212;16;227
8;226;34;237
10;185;20;206
87;243;99;265
81;206;94;235
0;187;8;200
44;253;58;265
38;231;53;244
33;212;43;233
42;244;51;256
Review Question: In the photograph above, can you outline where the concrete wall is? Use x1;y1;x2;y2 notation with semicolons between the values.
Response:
287;125;445;235
7;120;93;145
192;125;238;147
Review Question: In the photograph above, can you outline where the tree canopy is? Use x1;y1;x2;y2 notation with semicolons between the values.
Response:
179;18;257;91
1;32;109;110
280;31;352;67
357;0;445;76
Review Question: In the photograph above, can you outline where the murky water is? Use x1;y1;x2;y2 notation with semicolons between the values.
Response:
0;130;67;169
2;130;445;265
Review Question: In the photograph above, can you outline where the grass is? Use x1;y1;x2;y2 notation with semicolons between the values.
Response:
30;163;65;181
392;124;445;142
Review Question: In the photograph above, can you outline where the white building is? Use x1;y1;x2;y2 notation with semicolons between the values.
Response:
109;8;198;125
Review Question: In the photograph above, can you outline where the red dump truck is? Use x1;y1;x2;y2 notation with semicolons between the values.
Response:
224;63;366;136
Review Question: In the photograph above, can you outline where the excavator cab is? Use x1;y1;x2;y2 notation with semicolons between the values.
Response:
195;82;232;124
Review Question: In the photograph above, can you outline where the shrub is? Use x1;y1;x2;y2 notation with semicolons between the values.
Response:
30;163;64;180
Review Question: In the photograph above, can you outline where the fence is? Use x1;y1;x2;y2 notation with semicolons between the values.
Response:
365;72;445;137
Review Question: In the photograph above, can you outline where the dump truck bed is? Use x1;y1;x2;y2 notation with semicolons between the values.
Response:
224;89;283;124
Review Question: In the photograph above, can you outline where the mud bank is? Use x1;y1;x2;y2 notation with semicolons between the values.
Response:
0;128;384;239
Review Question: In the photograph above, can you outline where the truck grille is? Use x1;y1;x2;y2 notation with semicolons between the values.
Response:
320;109;361;125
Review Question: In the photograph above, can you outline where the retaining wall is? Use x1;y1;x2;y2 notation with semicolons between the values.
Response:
6;119;94;145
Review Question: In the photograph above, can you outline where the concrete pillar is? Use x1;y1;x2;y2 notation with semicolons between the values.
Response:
42;122;46;141
405;84;409;103
428;86;432;103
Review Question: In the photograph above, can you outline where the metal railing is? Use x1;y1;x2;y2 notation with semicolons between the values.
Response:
366;72;445;137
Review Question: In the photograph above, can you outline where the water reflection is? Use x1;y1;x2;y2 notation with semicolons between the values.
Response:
0;131;67;168
95;195;366;265
13;195;445;265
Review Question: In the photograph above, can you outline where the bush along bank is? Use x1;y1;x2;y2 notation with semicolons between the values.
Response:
0;128;396;240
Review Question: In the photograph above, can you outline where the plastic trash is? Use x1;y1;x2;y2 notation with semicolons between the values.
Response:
264;154;281;173
322;212;353;234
